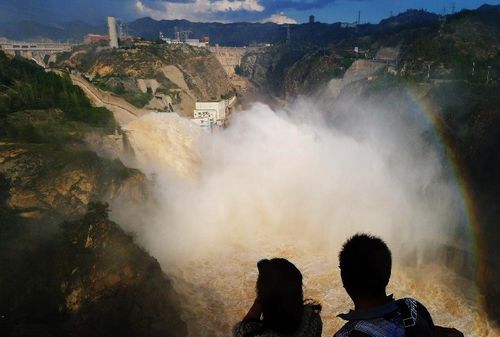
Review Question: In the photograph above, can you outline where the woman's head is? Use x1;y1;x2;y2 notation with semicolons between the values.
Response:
256;258;304;334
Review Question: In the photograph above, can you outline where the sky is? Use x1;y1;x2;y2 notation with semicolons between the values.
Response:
0;0;498;25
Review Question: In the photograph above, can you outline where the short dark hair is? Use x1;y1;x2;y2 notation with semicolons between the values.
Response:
339;234;392;297
257;258;303;334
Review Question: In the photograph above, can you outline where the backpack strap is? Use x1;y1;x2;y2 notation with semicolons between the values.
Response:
396;298;418;327
396;298;435;337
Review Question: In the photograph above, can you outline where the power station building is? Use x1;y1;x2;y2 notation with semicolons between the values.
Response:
192;96;236;129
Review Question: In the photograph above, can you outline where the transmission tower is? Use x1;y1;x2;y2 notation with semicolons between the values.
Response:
179;30;191;42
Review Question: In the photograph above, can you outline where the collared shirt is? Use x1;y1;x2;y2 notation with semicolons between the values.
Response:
334;296;405;337
338;296;398;321
334;297;435;337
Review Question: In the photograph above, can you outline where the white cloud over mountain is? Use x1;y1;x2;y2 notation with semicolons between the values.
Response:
261;12;298;24
135;0;265;22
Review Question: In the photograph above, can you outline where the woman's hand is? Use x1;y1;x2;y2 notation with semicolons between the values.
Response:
243;297;262;322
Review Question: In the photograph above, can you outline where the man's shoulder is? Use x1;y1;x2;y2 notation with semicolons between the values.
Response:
334;317;405;337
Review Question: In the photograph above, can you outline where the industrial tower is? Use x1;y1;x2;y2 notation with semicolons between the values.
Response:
107;16;119;48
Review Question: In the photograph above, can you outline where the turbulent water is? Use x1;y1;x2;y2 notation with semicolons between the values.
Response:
113;102;500;337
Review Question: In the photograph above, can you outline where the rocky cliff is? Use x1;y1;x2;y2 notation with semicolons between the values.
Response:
1;202;187;337
0;51;187;337
0;143;145;222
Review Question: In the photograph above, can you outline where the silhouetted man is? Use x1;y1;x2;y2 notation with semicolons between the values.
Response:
334;234;435;337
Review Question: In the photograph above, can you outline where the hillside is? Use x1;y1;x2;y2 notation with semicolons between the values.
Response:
239;5;499;97
0;52;186;336
59;42;233;116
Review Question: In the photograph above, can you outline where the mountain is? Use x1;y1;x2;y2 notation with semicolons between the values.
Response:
0;8;459;46
0;20;105;42
378;9;440;28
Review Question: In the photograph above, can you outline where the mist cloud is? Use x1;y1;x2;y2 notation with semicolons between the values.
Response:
109;90;480;335
115;94;459;264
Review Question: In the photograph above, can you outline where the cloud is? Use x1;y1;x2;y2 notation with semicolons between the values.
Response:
261;12;297;24
134;0;340;22
263;0;335;12
135;0;265;22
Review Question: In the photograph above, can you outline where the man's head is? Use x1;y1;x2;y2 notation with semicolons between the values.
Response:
339;234;392;299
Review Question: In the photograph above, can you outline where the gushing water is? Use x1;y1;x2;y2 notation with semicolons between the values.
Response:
112;101;499;337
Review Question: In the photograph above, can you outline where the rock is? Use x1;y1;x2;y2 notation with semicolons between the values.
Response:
0;144;148;222
0;203;187;337
60;204;187;337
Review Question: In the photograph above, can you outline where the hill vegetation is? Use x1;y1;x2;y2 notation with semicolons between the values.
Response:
0;52;114;143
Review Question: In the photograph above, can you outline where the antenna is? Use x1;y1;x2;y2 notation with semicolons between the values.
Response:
451;2;456;13
174;26;180;41
357;10;361;25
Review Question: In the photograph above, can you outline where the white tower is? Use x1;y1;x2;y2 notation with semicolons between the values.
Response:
107;16;119;48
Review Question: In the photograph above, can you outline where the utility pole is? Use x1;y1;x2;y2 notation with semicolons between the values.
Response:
357;11;361;25
425;62;432;80
286;24;291;44
451;2;456;13
472;61;475;77
487;65;492;83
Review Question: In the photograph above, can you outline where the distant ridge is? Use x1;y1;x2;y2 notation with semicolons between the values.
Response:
0;4;498;46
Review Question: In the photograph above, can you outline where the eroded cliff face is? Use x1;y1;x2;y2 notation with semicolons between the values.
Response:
1;202;187;337
61;204;187;337
61;44;233;116
0;51;187;337
0;144;146;222
239;47;353;98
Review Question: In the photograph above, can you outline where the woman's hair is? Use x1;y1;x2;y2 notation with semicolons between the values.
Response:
257;258;316;334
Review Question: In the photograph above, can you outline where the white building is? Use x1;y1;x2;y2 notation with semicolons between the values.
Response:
192;97;235;129
159;32;208;48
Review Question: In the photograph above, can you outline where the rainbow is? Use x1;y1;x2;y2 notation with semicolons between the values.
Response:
402;84;486;309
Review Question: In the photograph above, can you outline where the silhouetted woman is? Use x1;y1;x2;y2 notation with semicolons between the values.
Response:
233;258;322;337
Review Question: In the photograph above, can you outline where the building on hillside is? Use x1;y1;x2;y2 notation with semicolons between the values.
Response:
192;96;236;129
159;32;209;47
309;15;315;24
84;34;134;45
340;22;358;28
84;34;109;44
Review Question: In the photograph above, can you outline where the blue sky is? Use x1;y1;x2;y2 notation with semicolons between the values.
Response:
0;0;498;24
